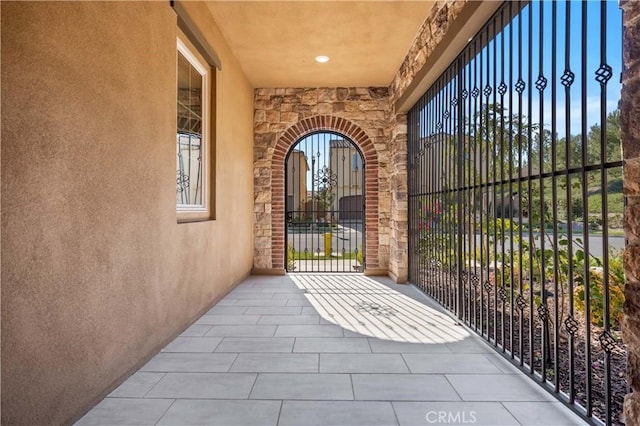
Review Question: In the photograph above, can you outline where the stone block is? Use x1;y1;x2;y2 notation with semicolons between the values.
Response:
625;243;640;282
255;237;272;249
254;255;272;269
628;347;640;390
627;393;640;426
301;89;318;105
255;192;271;203
266;110;280;122
254;122;270;133
368;87;389;99
269;123;287;133
256;88;273;97
254;99;273;110
620;78;640;159
280;112;299;123
336;88;349;101
626;198;640;240
285;88;304;96
317;88;336;102
626;158;640;195
317;103;333;114
254;110;266;122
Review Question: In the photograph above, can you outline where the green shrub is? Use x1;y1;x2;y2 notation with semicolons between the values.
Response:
287;244;296;271
573;250;625;328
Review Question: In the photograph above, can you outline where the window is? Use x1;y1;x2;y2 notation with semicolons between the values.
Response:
352;153;362;171
176;34;213;222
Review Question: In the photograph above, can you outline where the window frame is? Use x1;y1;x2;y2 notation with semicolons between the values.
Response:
176;32;214;223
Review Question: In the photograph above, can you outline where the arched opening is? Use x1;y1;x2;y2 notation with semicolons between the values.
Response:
267;115;379;273
285;132;364;272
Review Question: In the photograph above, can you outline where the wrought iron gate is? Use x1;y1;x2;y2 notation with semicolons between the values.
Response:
408;1;625;424
285;132;365;273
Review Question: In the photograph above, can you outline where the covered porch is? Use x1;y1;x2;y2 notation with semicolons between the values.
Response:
78;274;585;425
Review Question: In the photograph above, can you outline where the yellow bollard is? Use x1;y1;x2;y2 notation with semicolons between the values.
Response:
324;233;332;257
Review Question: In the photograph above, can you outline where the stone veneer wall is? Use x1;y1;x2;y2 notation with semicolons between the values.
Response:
252;1;473;281
253;88;392;273
389;0;468;106
388;114;409;282
622;1;640;423
385;0;469;281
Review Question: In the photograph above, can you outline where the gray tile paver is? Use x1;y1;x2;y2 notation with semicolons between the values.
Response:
204;305;249;315
230;353;319;373
393;401;520;426
232;298;289;307
293;337;371;353
447;374;557;401
141;353;237;373
320;353;410;373
352;374;460;401
402;353;503;374
215;337;295;353
502;402;588;425
108;372;165;398
145;372;256;399
157;400;282;426
250;373;353;400
179;324;213;337
161;337;222;353
257;314;320;324
76;398;174;425
195;314;261;325
245;306;303;315
275;324;344;337
279;401;397;425
368;338;453;354
205;325;277;337
79;274;586;425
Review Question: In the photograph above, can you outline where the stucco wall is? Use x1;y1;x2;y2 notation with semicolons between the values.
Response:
1;2;254;425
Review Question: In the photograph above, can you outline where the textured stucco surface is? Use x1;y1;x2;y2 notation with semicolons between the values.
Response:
1;2;254;424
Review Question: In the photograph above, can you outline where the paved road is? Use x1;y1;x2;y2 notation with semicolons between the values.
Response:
465;233;625;259
287;223;363;256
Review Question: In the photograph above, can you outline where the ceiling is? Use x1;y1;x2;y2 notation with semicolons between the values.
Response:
205;1;435;88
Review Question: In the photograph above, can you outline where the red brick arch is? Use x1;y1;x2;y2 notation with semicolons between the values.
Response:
271;115;379;270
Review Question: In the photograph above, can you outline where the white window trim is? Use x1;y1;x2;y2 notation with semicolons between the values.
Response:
176;34;212;222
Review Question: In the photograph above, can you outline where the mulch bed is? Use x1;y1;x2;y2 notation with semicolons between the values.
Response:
419;266;627;425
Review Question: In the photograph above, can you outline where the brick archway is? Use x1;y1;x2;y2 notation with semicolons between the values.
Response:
271;115;379;270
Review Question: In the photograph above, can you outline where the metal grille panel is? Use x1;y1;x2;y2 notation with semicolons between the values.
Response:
286;132;365;273
408;2;625;424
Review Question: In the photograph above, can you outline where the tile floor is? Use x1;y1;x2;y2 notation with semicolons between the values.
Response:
77;274;587;425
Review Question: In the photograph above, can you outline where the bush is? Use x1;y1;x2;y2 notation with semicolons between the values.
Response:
287;244;296;271
573;251;625;328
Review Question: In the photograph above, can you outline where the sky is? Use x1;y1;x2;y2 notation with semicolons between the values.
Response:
417;0;623;141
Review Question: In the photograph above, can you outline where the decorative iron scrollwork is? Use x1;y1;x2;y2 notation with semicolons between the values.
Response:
561;69;575;87
595;63;613;85
565;315;579;336
498;82;508;95
598;330;618;354
537;304;550;321
516;294;527;311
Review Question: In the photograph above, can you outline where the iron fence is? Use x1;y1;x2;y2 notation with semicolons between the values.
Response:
408;1;625;424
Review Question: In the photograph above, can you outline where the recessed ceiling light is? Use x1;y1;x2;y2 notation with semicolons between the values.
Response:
315;55;330;63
